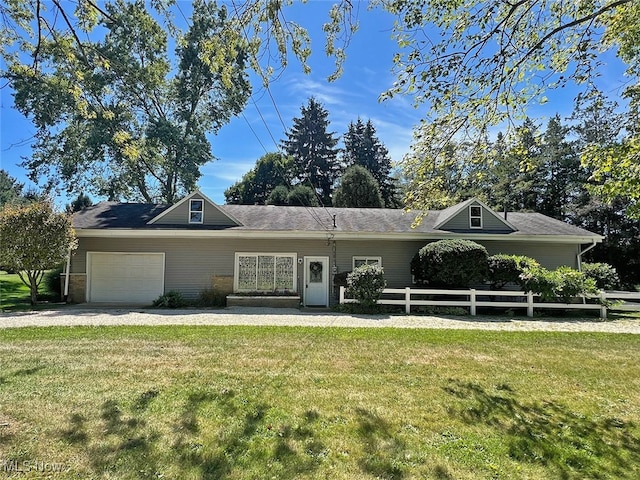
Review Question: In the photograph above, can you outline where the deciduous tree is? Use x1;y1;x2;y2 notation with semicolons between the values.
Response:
333;165;384;208
5;0;250;204
224;153;294;205
0;201;77;305
383;0;639;214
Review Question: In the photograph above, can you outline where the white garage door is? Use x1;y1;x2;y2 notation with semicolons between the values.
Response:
88;252;165;303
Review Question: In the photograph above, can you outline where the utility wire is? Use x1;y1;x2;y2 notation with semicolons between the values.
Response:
228;0;335;231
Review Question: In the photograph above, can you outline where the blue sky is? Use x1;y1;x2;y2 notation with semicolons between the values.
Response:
0;1;630;205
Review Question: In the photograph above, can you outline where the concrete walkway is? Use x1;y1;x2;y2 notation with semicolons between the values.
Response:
1;305;639;333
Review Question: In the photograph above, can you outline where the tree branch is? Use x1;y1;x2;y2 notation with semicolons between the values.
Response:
513;0;633;73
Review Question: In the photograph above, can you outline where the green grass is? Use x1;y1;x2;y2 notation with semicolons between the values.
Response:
0;271;61;312
0;326;638;479
0;271;32;311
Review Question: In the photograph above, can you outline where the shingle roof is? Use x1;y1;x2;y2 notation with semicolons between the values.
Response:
72;202;169;229
73;201;601;239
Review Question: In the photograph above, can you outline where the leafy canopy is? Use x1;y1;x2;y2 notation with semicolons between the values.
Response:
380;0;639;214
333;165;384;208
0;201;77;305
4;0;251;203
3;1;639;210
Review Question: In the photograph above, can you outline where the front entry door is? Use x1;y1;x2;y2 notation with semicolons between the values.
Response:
304;256;329;307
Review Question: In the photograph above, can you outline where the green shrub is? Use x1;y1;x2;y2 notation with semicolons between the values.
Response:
43;265;64;299
582;262;620;290
347;264;387;310
519;266;598;302
196;289;227;307
411;239;489;288
152;290;187;308
487;254;540;289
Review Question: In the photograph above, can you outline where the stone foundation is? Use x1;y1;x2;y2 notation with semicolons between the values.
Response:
226;295;301;308
63;274;86;303
212;275;234;295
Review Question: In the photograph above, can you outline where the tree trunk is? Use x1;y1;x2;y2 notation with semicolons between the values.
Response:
29;272;39;306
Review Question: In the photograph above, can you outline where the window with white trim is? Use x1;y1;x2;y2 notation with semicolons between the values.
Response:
469;205;482;229
353;256;382;269
235;253;296;292
189;199;204;224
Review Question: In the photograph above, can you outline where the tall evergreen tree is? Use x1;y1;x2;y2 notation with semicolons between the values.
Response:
281;98;340;205
0;169;24;207
343;119;399;207
538;115;583;220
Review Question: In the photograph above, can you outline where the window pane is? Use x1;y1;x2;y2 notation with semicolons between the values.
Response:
470;206;481;216
238;256;257;290
470;217;482;227
190;212;203;223
275;256;294;290
354;259;366;268
190;200;203;211
309;261;323;283
366;259;380;266
257;255;275;290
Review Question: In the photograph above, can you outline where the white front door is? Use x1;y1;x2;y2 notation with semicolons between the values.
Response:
304;256;329;307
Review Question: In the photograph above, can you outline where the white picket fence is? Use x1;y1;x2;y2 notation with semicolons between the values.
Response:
339;286;640;319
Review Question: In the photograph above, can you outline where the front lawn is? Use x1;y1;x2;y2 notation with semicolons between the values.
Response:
0;271;32;311
0;271;61;311
0;326;638;479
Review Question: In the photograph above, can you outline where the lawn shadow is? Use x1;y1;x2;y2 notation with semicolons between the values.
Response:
172;387;326;479
355;407;406;479
444;379;640;478
59;390;163;478
0;365;46;386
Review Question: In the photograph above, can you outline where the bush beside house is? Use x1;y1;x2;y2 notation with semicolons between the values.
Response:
346;264;386;311
409;241;611;305
582;262;621;290
487;254;541;290
411;239;489;288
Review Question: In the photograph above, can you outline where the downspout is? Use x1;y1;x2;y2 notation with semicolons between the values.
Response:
577;240;598;305
577;240;598;272
63;249;72;302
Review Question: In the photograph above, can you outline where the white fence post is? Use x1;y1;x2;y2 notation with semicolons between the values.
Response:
600;290;607;320
527;291;534;317
339;286;345;304
405;287;411;314
470;289;476;316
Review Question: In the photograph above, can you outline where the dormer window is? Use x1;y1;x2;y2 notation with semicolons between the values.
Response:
189;199;204;224
469;205;482;229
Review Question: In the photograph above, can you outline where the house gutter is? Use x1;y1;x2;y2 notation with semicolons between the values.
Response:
577;239;598;272
74;228;603;244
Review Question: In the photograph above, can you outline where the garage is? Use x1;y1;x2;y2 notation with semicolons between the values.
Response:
87;252;165;303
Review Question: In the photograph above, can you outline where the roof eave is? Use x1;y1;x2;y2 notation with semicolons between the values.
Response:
74;228;603;243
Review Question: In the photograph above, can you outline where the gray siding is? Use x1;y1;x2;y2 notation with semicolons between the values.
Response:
72;236;581;299
335;239;425;287
75;237;332;298
441;203;513;232
478;240;580;269
154;195;238;226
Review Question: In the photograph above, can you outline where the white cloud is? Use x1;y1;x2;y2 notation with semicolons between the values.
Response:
201;158;255;183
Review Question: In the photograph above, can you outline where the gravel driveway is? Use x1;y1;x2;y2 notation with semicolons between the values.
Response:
1;306;639;333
